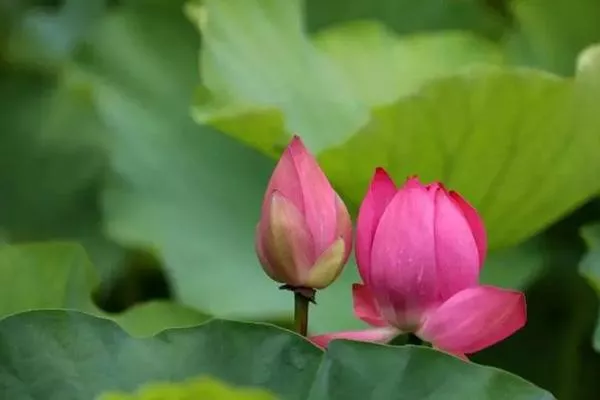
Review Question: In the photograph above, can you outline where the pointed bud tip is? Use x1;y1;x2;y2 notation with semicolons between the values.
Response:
426;181;447;193
285;134;319;163
403;175;424;189
372;167;395;186
374;167;388;176
288;135;306;151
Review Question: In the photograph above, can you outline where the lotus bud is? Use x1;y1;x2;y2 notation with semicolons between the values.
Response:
255;136;352;293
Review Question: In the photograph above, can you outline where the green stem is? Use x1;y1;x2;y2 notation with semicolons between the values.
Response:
294;292;310;336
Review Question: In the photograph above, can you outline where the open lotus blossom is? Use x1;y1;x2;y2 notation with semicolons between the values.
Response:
255;135;352;290
311;168;526;358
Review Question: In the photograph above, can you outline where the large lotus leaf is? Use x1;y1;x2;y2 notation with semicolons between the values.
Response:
475;218;600;399
190;0;503;156
579;222;600;352
0;242;209;337
0;242;98;316
112;300;211;337
0;0;124;282
0;311;554;400
319;67;600;248
312;23;504;106
191;0;600;249
3;0;108;68
480;236;546;290
189;0;368;154
304;0;507;38
98;377;277;400
504;0;600;75
0;68;124;280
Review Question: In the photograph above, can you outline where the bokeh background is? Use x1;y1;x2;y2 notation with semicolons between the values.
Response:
2;0;600;398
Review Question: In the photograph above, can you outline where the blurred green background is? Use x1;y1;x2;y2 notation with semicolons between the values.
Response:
2;0;600;398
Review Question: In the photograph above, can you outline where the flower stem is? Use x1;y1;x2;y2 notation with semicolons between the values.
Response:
294;292;310;336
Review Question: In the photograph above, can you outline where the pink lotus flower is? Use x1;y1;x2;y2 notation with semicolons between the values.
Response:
255;135;352;290
312;169;526;358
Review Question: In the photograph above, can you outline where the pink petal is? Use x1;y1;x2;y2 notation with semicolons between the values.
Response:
260;192;314;284
286;136;339;258
355;168;397;283
352;283;387;327
310;327;399;349
426;182;443;192
449;191;487;268
334;194;353;265
432;187;480;300
404;175;425;189
418;286;526;355
255;223;274;278
263;136;306;215
368;180;438;328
